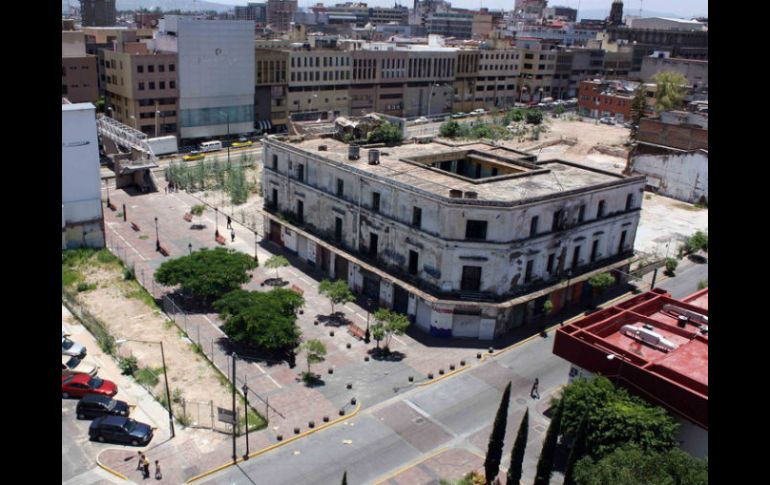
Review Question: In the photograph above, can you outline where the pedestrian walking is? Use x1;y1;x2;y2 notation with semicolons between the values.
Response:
155;460;162;480
137;452;145;471
531;378;540;399
142;456;151;479
231;229;235;243
227;215;232;229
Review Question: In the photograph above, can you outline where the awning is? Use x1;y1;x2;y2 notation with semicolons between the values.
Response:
256;120;272;132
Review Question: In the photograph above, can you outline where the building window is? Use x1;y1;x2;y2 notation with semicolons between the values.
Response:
546;253;555;274
597;200;606;218
552;209;563;232
618;230;627;254
408;250;419;275
461;266;482;292
524;260;534;283
412;207;422;228
335;217;343;242
170;81;176;89
138;82;145;91
626;193;634;211
148;65;154;73
336;179;344;197
578;204;585;223
297;164;304;182
590;239;599;262
372;192;380;212
159;81;165;89
272;154;278;170
465;220;488;240
159;64;165;72
530;216;539;237
571;245;581;270
148;82;155;90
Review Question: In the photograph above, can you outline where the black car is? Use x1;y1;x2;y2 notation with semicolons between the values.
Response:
89;416;154;446
76;394;130;420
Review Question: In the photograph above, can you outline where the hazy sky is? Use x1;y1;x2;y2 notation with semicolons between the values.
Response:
213;0;707;18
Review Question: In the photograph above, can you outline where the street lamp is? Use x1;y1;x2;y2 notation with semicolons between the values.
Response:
253;230;259;264
188;242;193;255
114;339;175;438
215;207;219;238
364;298;373;343
231;352;237;462
105;179;111;207
242;382;250;459
154;217;160;252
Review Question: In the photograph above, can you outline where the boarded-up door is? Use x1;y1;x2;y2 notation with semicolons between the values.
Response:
269;220;283;246
415;298;432;332
334;256;349;284
392;285;409;314
453;313;481;338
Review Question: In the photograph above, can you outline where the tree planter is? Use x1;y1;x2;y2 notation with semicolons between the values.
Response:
428;373;434;379
323;416;329;422
408;376;414;382
308;421;315;428
276;434;283;441
294;427;300;434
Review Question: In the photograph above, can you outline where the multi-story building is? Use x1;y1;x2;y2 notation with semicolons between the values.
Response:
543;5;578;22
155;16;255;142
453;48;481;112
639;54;708;89
62;32;99;103
287;48;352;121
516;37;559;102
350;45;408;117
267;0;298;32
475;47;520;108
262;137;645;339
255;49;289;132
577;79;635;121
134;12;162;29
62;101;105;249
427;12;473;39
80;0;116;27
236;2;268;24
103;32;179;138
403;45;456;117
564;47;605;98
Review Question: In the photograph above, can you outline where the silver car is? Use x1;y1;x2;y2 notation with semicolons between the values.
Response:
62;329;87;359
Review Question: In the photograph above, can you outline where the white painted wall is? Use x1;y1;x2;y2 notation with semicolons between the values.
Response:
631;151;708;204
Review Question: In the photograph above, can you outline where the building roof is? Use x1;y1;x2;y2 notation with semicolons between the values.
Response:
62;102;96;112
267;138;640;205
553;288;709;429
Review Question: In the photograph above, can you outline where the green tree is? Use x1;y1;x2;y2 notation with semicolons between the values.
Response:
573;445;708;485
553;104;565;116
155;247;257;303
440;120;462;138
367;122;403;145
665;257;678;276
506;408;529;485
650;72;688;112
534;399;564;485
214;289;304;351
371;309;410;352
299;339;326;380
629;86;647;139
484;381;511;484
318;279;355;315
371;322;386;349
526;109;544;125
687;231;708;253
587;272;615;306
563;412;589;485
557;377;679;460
190;204;206;227
264;255;290;281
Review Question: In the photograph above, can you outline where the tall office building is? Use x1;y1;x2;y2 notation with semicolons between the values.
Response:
79;0;116;27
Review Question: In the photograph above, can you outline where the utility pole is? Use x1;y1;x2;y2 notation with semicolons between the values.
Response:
231;352;237;462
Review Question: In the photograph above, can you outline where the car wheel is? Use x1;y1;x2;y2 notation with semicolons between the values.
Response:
62;392;69;399
131;439;139;446
98;436;105;443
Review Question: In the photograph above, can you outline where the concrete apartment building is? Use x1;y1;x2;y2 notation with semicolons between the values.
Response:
254;49;289;133
267;0;298;32
453;49;481;113
517;38;559;102
427;12;473;39
155;16;255;142
577;79;634;121
261;137;644;339
80;0;116;27
287;48;352;121
62;102;105;249
102;33;179;138
403;45;456;117
236;2;268;24
62;31;99;103
350;45;409;117
640;54;708;89
475;48;521;108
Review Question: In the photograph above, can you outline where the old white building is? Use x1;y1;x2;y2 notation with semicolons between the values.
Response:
262;138;645;339
62;101;105;249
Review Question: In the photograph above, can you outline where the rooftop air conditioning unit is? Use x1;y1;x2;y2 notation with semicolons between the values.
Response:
621;324;678;352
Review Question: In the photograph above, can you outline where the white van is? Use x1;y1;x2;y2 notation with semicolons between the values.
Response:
199;140;223;153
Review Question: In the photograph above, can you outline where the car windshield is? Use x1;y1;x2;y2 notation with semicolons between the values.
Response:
89;378;104;389
123;420;137;432
62;339;74;350
65;357;80;368
106;399;116;410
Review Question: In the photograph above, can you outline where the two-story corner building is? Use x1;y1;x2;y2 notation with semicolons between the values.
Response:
261;137;645;339
577;79;636;121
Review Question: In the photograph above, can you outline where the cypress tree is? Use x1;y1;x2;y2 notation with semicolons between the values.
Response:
341;471;347;485
484;382;512;484
533;399;564;485
563;411;589;485
506;408;529;485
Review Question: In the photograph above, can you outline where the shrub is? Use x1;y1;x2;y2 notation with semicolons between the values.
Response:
123;266;135;281
119;356;139;376
665;257;678;275
77;282;96;292
135;367;160;387
526;109;544;125
697;280;708;290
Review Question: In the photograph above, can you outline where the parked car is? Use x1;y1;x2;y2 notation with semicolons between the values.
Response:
413;116;430;124
89;416;154;446
599;117;616;125
77;394;130;420
472;108;486;115
182;151;205;161
62;374;117;399
62;330;86;359
451;112;466;119
232;139;253;148
62;355;99;377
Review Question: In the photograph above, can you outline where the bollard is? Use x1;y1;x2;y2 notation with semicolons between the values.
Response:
308;421;315;428
350;397;357;405
314;321;319;326
408;376;414;382
328;368;334;374
450;364;455;371
339;409;345;416
364;356;369;362
330;331;335;337
346;383;352;389
460;360;466;366
428;373;434;379
276;434;283;441
488;347;494;353
477;353;482;359
323;416;329;422
439;369;445;375
346;343;351;349
294;427;300;434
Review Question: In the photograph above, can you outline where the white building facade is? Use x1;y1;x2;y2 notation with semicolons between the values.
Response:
62;102;105;249
156;16;256;141
261;138;645;339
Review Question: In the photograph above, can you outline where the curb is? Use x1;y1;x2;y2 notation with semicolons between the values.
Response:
186;401;363;483
372;447;448;485
96;449;129;481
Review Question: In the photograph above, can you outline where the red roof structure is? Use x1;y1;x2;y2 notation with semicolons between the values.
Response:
553;288;708;429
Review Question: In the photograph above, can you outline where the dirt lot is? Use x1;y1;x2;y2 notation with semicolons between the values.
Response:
62;250;263;430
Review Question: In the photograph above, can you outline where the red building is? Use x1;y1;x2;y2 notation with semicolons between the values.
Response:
577;79;634;122
553;287;708;457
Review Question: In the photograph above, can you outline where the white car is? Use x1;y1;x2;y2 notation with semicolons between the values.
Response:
413;117;430;124
62;329;87;358
472;109;486;115
62;355;100;377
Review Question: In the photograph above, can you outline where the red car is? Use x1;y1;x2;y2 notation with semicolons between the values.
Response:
62;373;117;399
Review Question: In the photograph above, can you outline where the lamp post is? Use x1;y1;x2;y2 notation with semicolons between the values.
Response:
215;207;219;238
561;268;573;326
242;382;250;459
154;217;160;252
105;179;110;207
364;298;373;344
253;230;259;264
115;339;175;438
231;352;237;462
188;242;193;255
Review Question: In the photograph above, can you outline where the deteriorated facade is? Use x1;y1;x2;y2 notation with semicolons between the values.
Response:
262;138;645;339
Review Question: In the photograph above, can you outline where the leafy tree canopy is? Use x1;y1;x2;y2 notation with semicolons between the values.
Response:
372;309;410;350
651;72;688;112
526;109;544;125
318;279;355;313
573;445;708;485
367;122;403;145
155;247;257;302
587;272;615;292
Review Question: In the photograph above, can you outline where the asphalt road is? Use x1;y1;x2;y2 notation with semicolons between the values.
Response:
658;258;708;299
200;330;569;485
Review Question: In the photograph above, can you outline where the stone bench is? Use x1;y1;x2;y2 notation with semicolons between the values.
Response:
215;234;226;245
183;213;193;223
290;285;304;296
130;222;140;232
348;323;366;341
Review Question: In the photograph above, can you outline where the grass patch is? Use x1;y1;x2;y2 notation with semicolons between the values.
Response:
139;235;149;240
135;367;161;387
645;194;652;200
697;280;708;290
62;267;82;287
163;320;175;330
673;202;705;212
77;282;97;292
126;283;159;310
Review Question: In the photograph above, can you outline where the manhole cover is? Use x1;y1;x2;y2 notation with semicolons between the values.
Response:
515;398;527;405
534;425;546;433
413;417;425;425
